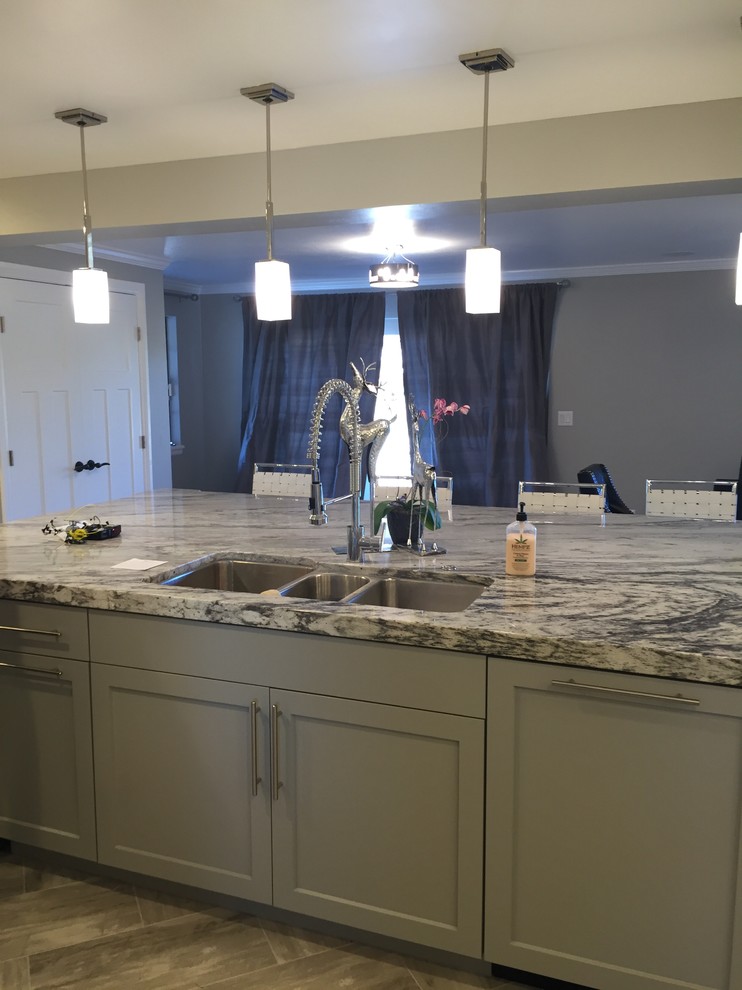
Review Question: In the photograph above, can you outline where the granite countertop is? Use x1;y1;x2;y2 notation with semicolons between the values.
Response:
1;489;740;688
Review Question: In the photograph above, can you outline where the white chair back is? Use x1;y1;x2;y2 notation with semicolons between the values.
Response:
645;480;738;520
252;463;312;497
518;481;606;515
373;475;454;519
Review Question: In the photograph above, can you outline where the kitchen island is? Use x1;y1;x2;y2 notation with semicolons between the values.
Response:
0;488;738;683
1;490;741;990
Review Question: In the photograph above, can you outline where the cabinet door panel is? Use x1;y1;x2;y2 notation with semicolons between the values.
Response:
485;659;742;990
0;655;96;858
271;689;484;956
92;665;271;902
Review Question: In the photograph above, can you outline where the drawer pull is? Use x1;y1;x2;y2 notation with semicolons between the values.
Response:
250;699;262;796
551;678;700;706
0;624;62;638
271;703;283;801
0;660;63;678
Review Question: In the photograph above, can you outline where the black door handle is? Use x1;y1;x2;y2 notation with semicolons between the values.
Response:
74;460;111;472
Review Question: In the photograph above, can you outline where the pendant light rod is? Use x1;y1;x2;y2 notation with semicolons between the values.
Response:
55;108;107;269
459;49;514;250
264;102;274;261
241;83;294;264
479;70;490;249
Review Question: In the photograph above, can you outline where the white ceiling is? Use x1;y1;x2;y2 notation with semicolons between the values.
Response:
2;0;741;293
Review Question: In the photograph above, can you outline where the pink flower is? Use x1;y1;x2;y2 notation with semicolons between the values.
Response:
419;398;471;430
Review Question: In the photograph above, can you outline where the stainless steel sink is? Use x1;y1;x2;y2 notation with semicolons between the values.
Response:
160;559;314;593
158;557;489;611
346;576;487;612
279;572;371;602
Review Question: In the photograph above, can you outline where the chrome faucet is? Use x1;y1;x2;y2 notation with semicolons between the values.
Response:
307;378;364;561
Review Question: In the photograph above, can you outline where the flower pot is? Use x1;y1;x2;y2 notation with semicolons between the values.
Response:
386;505;428;546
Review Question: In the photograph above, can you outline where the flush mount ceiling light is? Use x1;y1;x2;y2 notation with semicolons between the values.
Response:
241;82;294;322
369;246;420;288
459;47;514;315
55;108;110;324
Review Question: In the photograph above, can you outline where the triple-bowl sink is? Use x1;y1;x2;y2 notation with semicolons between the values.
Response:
155;557;490;613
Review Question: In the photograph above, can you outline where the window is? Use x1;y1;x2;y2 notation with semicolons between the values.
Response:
372;294;411;481
165;315;182;451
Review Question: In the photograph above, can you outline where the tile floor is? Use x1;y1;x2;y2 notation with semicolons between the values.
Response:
0;844;580;990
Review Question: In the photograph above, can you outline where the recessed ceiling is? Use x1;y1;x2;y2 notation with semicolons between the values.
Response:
2;0;741;292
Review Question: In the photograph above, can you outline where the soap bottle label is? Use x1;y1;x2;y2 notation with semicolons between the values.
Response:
506;531;536;576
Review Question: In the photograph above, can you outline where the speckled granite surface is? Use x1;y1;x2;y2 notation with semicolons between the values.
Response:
1;489;740;687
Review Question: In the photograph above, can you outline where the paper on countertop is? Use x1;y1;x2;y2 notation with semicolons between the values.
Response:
112;558;167;571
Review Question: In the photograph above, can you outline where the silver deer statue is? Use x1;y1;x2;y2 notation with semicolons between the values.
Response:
339;360;394;490
408;398;438;547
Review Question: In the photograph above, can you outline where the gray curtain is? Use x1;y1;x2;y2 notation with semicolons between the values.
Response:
397;284;559;507
236;293;386;496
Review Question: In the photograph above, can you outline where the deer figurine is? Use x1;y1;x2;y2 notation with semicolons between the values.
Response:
339;360;394;490
408;398;438;547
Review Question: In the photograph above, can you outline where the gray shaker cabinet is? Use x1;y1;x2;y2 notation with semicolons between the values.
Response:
91;664;273;903
0;601;96;859
271;688;484;957
485;658;742;990
87;610;486;955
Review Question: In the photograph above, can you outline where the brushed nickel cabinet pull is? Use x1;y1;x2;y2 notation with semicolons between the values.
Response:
551;678;700;706
271;703;283;801
251;699;262;796
0;660;63;677
0;624;62;638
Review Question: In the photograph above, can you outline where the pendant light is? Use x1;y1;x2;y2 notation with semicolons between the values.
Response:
459;48;514;315
55;108;110;324
369;246;420;288
241;83;294;322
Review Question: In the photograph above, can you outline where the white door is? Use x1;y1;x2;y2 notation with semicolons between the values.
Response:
0;274;149;521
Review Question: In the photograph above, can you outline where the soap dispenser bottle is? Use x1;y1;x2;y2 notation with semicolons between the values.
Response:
506;502;537;576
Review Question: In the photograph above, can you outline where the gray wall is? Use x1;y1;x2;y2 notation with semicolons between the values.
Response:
548;269;742;512
0;245;172;491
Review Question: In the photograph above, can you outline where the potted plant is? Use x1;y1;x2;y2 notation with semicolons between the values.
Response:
373;494;442;547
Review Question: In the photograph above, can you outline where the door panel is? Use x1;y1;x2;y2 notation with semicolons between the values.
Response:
0;278;147;520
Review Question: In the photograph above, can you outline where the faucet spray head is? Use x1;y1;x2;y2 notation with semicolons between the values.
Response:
309;468;328;526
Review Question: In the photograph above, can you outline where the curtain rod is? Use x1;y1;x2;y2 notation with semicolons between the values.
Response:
165;291;199;301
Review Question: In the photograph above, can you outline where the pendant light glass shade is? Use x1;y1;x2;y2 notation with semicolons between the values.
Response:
255;259;291;321
73;267;110;324
736;233;742;306
465;247;501;314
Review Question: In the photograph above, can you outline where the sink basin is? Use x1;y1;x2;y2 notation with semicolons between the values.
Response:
346;576;487;612
160;559;314;593
280;572;371;602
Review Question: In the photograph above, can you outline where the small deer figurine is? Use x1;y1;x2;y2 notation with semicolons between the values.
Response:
408;398;438;547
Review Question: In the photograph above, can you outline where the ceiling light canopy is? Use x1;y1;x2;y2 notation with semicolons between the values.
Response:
459;47;514;315
55;108;110;324
369;247;420;289
241;82;294;322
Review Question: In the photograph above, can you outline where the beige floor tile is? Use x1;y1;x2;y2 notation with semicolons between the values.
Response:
258;918;350;964
28;910;274;990
0;878;142;963
0;957;30;990
134;885;206;926
203;942;420;990
407;957;520;989
22;861;91;894
0;857;25;899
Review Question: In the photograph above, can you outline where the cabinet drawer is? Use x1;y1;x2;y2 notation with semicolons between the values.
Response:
0;601;88;660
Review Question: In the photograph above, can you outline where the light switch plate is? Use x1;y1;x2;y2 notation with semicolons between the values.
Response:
557;410;573;426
